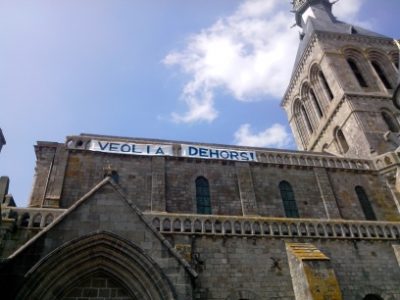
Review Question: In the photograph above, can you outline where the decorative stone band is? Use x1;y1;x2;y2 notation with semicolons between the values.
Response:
145;212;400;240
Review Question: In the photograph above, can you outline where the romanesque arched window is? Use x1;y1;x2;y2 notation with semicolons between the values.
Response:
310;88;323;118
355;186;376;221
301;104;313;134
279;181;299;218
196;177;211;214
335;128;349;154
347;58;368;88
293;98;310;148
371;60;392;89
318;70;334;100
382;110;400;132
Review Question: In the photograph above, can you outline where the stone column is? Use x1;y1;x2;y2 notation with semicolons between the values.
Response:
235;162;257;216
44;144;69;207
151;156;166;212
313;168;341;219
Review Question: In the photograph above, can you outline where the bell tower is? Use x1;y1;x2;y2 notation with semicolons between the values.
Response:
283;0;400;157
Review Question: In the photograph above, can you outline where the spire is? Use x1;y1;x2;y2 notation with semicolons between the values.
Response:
292;0;334;28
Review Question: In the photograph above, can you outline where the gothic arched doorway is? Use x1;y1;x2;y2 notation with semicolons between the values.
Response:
17;232;176;300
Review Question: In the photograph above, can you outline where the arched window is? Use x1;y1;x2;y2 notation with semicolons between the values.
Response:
310;88;323;118
294;98;310;147
363;294;383;300
279;181;299;218
32;214;42;228
318;70;334;100
355;186;376;221
371;60;392;89
347;58;368;88
301;105;313;134
196;177;211;214
335;128;349;153
382;111;400;132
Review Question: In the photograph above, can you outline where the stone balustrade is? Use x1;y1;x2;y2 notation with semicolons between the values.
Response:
2;207;66;229
145;212;400;240
256;151;372;171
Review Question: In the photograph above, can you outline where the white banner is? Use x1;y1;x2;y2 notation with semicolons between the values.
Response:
181;145;257;162
88;140;173;156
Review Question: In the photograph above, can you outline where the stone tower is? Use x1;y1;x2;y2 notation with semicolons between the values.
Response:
282;0;400;157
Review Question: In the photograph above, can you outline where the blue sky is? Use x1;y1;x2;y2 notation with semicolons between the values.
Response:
1;0;399;207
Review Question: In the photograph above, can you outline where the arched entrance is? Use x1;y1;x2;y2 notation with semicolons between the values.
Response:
17;232;176;300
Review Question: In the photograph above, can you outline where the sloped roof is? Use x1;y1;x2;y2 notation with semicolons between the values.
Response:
6;177;198;278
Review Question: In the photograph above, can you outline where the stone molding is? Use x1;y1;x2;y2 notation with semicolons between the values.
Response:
146;212;400;241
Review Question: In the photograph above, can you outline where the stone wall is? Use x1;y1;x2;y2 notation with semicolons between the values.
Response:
28;141;400;222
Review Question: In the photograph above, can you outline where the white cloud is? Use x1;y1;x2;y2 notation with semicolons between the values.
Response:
333;0;362;21
163;0;297;123
164;0;366;124
333;0;370;28
234;123;291;148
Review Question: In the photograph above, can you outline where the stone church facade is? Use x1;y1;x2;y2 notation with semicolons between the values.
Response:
1;1;400;299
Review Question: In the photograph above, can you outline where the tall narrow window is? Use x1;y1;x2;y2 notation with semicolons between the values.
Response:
347;58;368;87
382;111;400;132
335;128;349;153
371;61;392;89
318;71;334;100
279;181;299;218
310;88;323;118
196;177;211;214
301;105;313;133
355;186;376;221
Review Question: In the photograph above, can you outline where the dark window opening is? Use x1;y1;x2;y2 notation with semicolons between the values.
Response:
196;177;211;214
355;186;376;221
336;128;349;153
382;111;400;132
347;58;368;88
310;88;323;118
279;181;299;218
301;105;313;134
371;61;392;89
318;71;334;100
